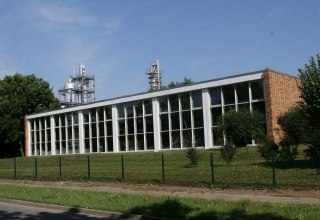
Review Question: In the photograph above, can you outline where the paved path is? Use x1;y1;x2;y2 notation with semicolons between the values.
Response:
0;198;148;220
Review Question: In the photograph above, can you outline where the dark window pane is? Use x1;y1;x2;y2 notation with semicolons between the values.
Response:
73;113;79;125
105;106;112;119
180;93;190;110
194;128;204;147
91;109;96;122
117;104;125;118
54;116;59;126
46;117;50;128
145;116;153;132
98;107;104;121
46;129;51;142
146;133;154;150
252;101;266;116
41;118;45;129
128;135;135;151
135;100;143;117
74;140;80;153
118;119;125;135
160;114;169;131
61;114;66;126
119;136;126;151
182;111;191;129
67;127;72;140
211;107;222;126
106;121;112;136
169;94;179;112
137;134;144;150
83;112;89;123
84;139;90;153
159;96;168;113
236;82;249;103
182;129;192;148
84;124;90;138
127;118;134;134
192;90;203;108
92;138;97;152
99;122;104;137
171;112;180;130
193;109;204;128
210;87;221;105
107;137;113;152
172;130;181;148
161;132;170;149
223;85;235;105
212;127;224;146
74;126;79;139
144;99;153;115
251;81;264;100
61;127;66;140
55;128;60;140
126;102;134;118
238;103;250;111
91;123;97;137
99;137;105;152
136;117;144;133
67;114;72;126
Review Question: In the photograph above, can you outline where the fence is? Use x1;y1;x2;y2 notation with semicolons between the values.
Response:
0;150;318;189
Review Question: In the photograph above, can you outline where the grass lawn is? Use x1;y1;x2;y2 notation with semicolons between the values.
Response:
0;184;319;220
0;146;318;189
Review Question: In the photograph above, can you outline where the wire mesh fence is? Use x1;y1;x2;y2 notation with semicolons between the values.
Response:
0;149;319;189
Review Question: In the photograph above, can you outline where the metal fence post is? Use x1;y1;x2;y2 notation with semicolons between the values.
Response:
13;158;16;179
272;153;276;188
121;155;124;181
161;153;165;182
87;155;91;180
210;153;214;185
35;158;38;179
59;156;62;180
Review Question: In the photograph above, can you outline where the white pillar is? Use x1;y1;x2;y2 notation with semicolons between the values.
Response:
112;105;119;153
202;89;213;149
152;98;161;152
50;116;56;155
79;111;84;154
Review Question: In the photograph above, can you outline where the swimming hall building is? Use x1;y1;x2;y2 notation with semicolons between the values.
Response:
24;68;300;156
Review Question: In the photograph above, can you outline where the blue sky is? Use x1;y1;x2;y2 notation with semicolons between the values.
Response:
0;0;319;100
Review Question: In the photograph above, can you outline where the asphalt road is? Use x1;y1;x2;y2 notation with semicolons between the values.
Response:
0;199;142;220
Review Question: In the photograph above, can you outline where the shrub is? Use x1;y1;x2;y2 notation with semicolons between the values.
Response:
257;137;278;162
185;148;200;167
220;141;237;165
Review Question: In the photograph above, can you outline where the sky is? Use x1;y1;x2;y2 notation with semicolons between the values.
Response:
0;0;320;100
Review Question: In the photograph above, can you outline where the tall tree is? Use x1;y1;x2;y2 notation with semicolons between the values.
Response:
0;74;60;158
164;78;193;89
298;54;320;168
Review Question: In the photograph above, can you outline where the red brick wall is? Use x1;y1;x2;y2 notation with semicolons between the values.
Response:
264;70;301;143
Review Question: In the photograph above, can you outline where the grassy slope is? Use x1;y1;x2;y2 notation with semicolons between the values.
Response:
0;146;318;189
0;184;319;220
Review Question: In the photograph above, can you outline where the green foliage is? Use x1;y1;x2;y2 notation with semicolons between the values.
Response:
164;77;193;89
218;109;265;147
185;148;200;167
257;137;278;162
220;141;237;165
0;74;60;158
298;55;320;167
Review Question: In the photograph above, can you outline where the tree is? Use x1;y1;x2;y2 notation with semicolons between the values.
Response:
220;141;236;165
185;148;200;167
218;109;265;147
164;78;193;89
0;74;60;158
298;54;320;168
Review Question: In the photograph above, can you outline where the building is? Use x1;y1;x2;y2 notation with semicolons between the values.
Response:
24;69;300;156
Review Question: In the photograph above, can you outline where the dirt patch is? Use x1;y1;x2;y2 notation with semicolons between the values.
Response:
1;179;320;205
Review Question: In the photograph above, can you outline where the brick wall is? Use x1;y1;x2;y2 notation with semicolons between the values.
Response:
264;70;301;143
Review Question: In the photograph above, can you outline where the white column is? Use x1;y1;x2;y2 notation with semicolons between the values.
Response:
26;120;32;156
50;116;56;155
202;89;213;149
112;105;119;153
152;98;161;152
79;111;84;154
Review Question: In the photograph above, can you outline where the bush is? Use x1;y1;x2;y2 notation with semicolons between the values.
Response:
185;148;200;167
220;141;237;165
304;129;320;170
257;137;278;162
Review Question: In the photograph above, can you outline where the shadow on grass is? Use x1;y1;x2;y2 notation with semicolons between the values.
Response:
262;159;316;169
129;198;291;220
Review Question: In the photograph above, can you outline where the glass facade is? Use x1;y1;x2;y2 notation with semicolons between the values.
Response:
28;75;267;156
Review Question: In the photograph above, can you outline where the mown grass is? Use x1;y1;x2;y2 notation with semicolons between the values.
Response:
0;146;319;189
0;184;319;220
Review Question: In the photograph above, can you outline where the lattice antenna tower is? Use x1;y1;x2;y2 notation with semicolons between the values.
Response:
145;59;162;91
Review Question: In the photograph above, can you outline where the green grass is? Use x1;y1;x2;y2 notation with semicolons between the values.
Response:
0;184;319;220
0;146;319;189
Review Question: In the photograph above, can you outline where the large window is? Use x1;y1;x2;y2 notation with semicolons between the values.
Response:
159;90;204;149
